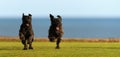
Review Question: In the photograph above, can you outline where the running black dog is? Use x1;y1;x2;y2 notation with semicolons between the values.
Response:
48;14;64;49
19;13;34;50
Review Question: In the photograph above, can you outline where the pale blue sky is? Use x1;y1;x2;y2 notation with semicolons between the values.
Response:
0;0;120;17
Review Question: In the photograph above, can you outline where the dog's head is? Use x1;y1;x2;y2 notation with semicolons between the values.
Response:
50;14;62;31
22;13;32;26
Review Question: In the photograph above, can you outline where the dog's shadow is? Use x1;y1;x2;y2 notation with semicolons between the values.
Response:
63;46;120;50
0;46;22;50
0;46;120;50
79;47;120;49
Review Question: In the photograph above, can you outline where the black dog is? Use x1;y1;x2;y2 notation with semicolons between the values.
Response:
48;14;64;49
19;13;34;50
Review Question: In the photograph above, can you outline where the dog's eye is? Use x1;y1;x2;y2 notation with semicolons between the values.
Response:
52;22;56;24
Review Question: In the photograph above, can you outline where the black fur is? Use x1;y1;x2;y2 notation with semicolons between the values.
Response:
48;14;64;49
19;13;34;50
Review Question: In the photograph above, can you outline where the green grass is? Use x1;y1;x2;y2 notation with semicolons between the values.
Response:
0;42;120;57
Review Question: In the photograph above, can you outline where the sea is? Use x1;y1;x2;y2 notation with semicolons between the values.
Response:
0;17;120;38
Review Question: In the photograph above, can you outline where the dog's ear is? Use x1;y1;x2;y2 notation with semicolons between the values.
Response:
22;13;24;16
29;14;32;16
50;14;54;21
57;15;62;21
28;14;32;19
22;13;24;21
22;13;24;17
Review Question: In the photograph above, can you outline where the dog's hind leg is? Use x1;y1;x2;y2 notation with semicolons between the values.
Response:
28;35;34;49
19;33;28;50
22;40;28;50
56;37;61;49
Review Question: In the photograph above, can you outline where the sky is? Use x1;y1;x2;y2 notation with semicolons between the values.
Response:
0;0;120;18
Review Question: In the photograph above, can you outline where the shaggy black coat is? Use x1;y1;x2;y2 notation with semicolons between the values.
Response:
48;14;64;49
19;13;34;50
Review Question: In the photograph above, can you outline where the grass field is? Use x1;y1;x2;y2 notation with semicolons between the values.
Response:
1;41;120;57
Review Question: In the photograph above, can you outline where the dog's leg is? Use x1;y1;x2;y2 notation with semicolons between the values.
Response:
22;40;28;50
28;35;34;49
56;37;61;49
19;33;28;50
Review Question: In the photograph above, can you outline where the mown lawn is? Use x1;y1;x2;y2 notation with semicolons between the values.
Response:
0;41;120;57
